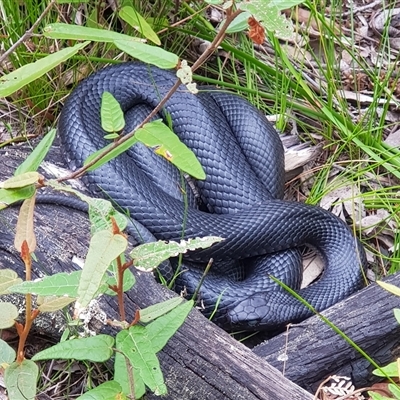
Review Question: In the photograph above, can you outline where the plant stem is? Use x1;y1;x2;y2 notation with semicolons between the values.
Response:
16;240;37;362
116;255;126;321
0;0;56;64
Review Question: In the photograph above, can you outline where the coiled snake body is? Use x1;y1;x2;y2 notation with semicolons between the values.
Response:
58;62;367;330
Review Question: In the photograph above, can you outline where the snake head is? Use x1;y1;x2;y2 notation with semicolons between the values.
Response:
226;295;278;330
226;292;310;331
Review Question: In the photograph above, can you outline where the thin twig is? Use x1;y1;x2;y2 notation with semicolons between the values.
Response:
0;0;56;65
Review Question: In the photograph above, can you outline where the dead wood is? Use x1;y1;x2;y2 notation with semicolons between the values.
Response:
254;272;400;393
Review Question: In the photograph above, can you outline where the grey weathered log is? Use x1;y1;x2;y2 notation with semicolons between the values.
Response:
0;143;313;399
254;272;400;392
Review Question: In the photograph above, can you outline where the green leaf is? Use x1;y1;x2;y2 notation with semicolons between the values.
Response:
373;361;399;377
0;185;36;210
14;196;37;252
0;172;40;189
0;42;89;97
43;24;176;68
14;129;56;175
269;0;305;10
101;92;125;133
116;327;167;396
114;40;178;69
4;360;38;400
9;270;107;298
114;349;145;398
239;1;294;40
394;309;400;325
130;236;223;271
78;230;127;307
368;392;395;400
119;6;161;45
37;296;76;313
140;297;183;323
84;137;138;172
87;198;128;234
32;335;114;362
224;11;252;33
146;300;193;353
389;383;400;398
45;181;129;233
0;338;16;365
0;302;19;329
104;133;120;140
135;120;206;179
43;23;141;43
77;381;126;400
377;281;400;297
0;269;23;295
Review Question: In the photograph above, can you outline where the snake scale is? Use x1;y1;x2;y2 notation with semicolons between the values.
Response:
58;62;367;330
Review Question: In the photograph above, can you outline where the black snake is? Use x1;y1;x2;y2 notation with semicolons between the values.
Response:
58;62;367;330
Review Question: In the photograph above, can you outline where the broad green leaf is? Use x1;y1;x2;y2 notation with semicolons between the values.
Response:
140;297;183;323
14;129;56;175
394;308;400;325
368;393;394;400
32;335;114;362
0;185;36;210
114;349;145;398
239;1;294;40
0;302;19;329
14;196;36;252
204;0;223;4
0;42;89;97
146;300;193;353
4;360;38;400
0;338;16;365
77;381;126;400
37;296;76;312
131;236;223;271
101;92;125;133
104;133;120;140
0;269;23;294
119;6;160;45
114;40;178;69
87;198;128;234
224;11;252;33
116;327;167;396
78;230;127;307
389;383;400;398
135;120;206;179
9;271;106;298
269;0;305;9
0;172;39;189
373;361;399;377
377;281;400;297
45;181;128;233
43;23;141;43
